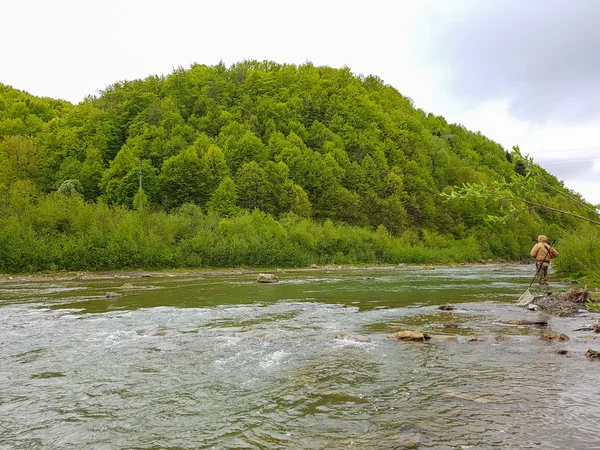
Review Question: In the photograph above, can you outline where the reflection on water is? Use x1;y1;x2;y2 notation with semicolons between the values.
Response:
0;266;599;449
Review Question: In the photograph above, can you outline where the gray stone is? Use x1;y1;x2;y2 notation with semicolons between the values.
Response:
257;273;278;283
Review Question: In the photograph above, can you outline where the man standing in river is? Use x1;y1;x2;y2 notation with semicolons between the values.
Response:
530;235;559;287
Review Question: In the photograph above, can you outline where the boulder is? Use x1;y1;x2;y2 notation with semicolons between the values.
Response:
257;273;278;283
392;331;430;341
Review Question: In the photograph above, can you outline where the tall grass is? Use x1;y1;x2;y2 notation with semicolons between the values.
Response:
552;223;600;282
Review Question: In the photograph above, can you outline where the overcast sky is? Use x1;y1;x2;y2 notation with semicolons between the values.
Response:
3;0;599;204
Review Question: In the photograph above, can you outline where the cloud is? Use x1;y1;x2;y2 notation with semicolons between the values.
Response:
537;158;597;182
423;0;600;124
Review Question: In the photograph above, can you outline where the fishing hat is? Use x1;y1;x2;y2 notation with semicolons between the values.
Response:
537;235;548;242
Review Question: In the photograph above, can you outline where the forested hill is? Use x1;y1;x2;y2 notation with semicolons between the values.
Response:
0;62;597;271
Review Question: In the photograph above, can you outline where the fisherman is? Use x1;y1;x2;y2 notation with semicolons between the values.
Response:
530;235;559;286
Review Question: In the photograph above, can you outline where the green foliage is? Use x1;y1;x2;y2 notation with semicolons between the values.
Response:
104;160;159;207
552;224;600;280
444;147;600;228
56;179;83;198
207;177;239;217
1;62;595;272
160;147;204;207
235;161;270;212
133;189;148;211
586;301;600;313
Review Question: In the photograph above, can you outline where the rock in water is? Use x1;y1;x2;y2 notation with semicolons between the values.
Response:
586;348;600;359
438;304;456;311
104;292;123;298
540;333;570;342
257;273;278;283
502;320;548;326
392;331;431;341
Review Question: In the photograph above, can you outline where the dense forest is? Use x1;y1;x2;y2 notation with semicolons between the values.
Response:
1;61;597;272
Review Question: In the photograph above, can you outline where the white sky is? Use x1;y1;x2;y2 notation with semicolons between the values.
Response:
2;0;599;205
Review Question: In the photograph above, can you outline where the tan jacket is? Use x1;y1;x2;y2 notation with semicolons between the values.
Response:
530;243;559;267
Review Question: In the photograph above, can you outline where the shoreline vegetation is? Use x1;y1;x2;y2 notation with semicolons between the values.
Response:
1;61;599;280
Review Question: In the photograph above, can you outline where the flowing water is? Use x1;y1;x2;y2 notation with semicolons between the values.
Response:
1;265;599;449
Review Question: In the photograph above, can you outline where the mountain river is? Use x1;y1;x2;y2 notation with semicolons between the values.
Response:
1;265;599;449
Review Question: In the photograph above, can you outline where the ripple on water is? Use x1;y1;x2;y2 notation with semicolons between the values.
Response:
1;268;599;449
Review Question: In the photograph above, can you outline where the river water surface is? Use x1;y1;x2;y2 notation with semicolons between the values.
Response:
1;266;599;449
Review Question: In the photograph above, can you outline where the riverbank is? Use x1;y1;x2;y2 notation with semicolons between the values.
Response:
0;261;522;284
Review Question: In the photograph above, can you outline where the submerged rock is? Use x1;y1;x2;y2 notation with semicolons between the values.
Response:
257;273;278;283
104;292;123;298
443;390;494;404
428;335;459;342
438;304;457;311
393;424;423;447
334;333;371;343
392;331;431;341
501;320;548;326
540;333;570;342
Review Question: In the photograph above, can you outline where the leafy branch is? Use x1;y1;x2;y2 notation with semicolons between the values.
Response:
443;146;600;226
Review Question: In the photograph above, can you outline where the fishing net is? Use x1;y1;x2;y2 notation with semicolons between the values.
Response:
517;288;535;306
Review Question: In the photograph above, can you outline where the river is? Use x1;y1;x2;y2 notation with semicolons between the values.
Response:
1;265;599;449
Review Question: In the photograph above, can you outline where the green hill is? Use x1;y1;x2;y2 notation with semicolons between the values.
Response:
0;61;596;272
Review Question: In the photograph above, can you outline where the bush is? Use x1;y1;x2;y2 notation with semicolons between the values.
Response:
0;191;557;273
553;224;600;282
